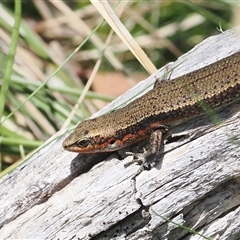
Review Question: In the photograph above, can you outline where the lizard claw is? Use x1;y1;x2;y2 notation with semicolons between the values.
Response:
124;148;156;180
124;147;148;167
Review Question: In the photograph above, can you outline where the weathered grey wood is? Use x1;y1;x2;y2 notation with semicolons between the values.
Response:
1;27;240;240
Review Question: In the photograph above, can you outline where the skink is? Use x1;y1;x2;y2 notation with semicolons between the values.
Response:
62;52;240;155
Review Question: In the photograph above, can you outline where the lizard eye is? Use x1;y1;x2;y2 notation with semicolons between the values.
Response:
109;139;115;145
76;139;91;148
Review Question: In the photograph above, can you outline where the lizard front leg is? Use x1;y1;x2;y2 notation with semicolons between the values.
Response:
124;126;168;179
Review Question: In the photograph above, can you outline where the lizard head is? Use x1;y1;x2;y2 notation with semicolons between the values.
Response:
62;116;122;153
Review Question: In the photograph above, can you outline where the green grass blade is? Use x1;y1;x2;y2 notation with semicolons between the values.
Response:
0;0;21;122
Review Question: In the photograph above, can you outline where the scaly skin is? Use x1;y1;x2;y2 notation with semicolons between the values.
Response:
63;52;240;153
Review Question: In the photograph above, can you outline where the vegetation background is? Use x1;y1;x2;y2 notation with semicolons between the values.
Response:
0;1;238;173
